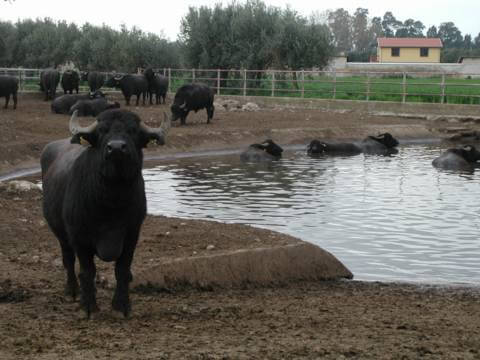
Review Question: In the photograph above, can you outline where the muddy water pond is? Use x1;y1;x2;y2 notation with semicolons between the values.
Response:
144;143;480;285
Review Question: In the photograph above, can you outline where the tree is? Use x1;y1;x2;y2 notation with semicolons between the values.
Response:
426;25;438;38
395;18;425;37
438;22;463;48
352;8;370;52
327;8;352;54
381;12;401;37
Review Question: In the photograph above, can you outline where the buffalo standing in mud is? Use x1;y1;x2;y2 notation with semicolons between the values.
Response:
432;145;480;170
51;91;105;114
40;69;60;101
171;83;215;125
144;68;168;105
240;139;284;162
41;109;170;317
0;75;18;109
307;133;399;156
69;98;120;117
61;70;80;94
105;74;148;106
82;72;105;93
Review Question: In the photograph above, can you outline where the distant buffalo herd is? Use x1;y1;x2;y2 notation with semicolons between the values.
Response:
0;67;215;126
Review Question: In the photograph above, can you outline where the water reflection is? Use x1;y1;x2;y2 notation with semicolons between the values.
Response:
144;144;480;285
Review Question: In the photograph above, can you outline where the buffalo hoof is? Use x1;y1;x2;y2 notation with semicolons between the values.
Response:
80;298;100;319
64;280;79;300
112;293;131;318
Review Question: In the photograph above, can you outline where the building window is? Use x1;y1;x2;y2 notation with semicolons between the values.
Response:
420;47;429;57
391;47;400;57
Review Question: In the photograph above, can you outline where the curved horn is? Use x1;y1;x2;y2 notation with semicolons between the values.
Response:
140;112;171;146
69;110;98;135
178;101;187;109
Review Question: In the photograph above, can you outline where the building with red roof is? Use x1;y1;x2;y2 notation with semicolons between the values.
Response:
376;37;443;63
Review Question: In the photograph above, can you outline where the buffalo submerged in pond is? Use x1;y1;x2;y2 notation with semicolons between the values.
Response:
0;75;18;109
40;69;60;101
69;98;120;117
432;145;480;170
61;70;80;94
171;83;215;125
51;91;105;114
41;109;170;318
240;139;284;162
307;133;399;156
144;68;168;105
105;74;148;106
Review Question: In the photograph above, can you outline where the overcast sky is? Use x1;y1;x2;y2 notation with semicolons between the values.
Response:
2;0;479;41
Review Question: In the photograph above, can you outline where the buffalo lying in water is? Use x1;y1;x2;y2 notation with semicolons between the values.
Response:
432;145;480;170
307;133;399;156
240;139;284;162
41;109;170;318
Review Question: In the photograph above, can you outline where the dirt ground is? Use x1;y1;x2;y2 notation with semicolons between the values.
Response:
1;93;480;359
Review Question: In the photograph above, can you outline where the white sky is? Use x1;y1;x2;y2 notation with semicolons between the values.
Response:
1;0;479;41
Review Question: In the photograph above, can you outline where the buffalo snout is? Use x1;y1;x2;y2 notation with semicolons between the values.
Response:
106;140;127;155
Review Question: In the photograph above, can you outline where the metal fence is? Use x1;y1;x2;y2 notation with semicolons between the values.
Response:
3;67;480;105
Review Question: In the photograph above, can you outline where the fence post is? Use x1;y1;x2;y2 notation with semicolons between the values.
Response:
366;72;370;101
441;73;446;104
332;70;337;99
18;70;24;92
168;68;172;93
243;69;247;97
192;68;195;83
271;71;275;97
402;72;407;103
301;70;305;98
217;69;221;96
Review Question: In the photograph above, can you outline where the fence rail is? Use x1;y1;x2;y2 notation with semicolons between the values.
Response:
2;67;480;105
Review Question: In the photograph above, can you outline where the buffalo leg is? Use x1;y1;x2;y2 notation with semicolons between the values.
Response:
207;105;214;124
13;93;17;109
4;95;9;109
59;239;79;299
136;94;140;106
76;248;99;318
112;235;138;317
125;96;131;106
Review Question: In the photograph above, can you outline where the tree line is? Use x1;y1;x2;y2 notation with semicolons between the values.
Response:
0;0;479;72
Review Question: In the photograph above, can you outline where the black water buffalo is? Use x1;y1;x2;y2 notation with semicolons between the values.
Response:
358;133;399;155
105;74;148;106
144;68;168;105
51;91;105;114
69;98;120;117
41;109;170;317
307;140;361;156
171;83;215;125
0;75;18;109
40;69;60;100
307;133;399;156
82;72;105;92
240;139;283;162
432;145;480;170
61;70;80;94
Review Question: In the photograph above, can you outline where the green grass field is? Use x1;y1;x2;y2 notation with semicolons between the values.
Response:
17;73;480;105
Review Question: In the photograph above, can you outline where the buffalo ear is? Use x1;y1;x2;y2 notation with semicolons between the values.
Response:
71;133;97;146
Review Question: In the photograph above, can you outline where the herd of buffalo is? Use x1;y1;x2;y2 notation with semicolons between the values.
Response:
0;68;215;125
1;67;480;318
